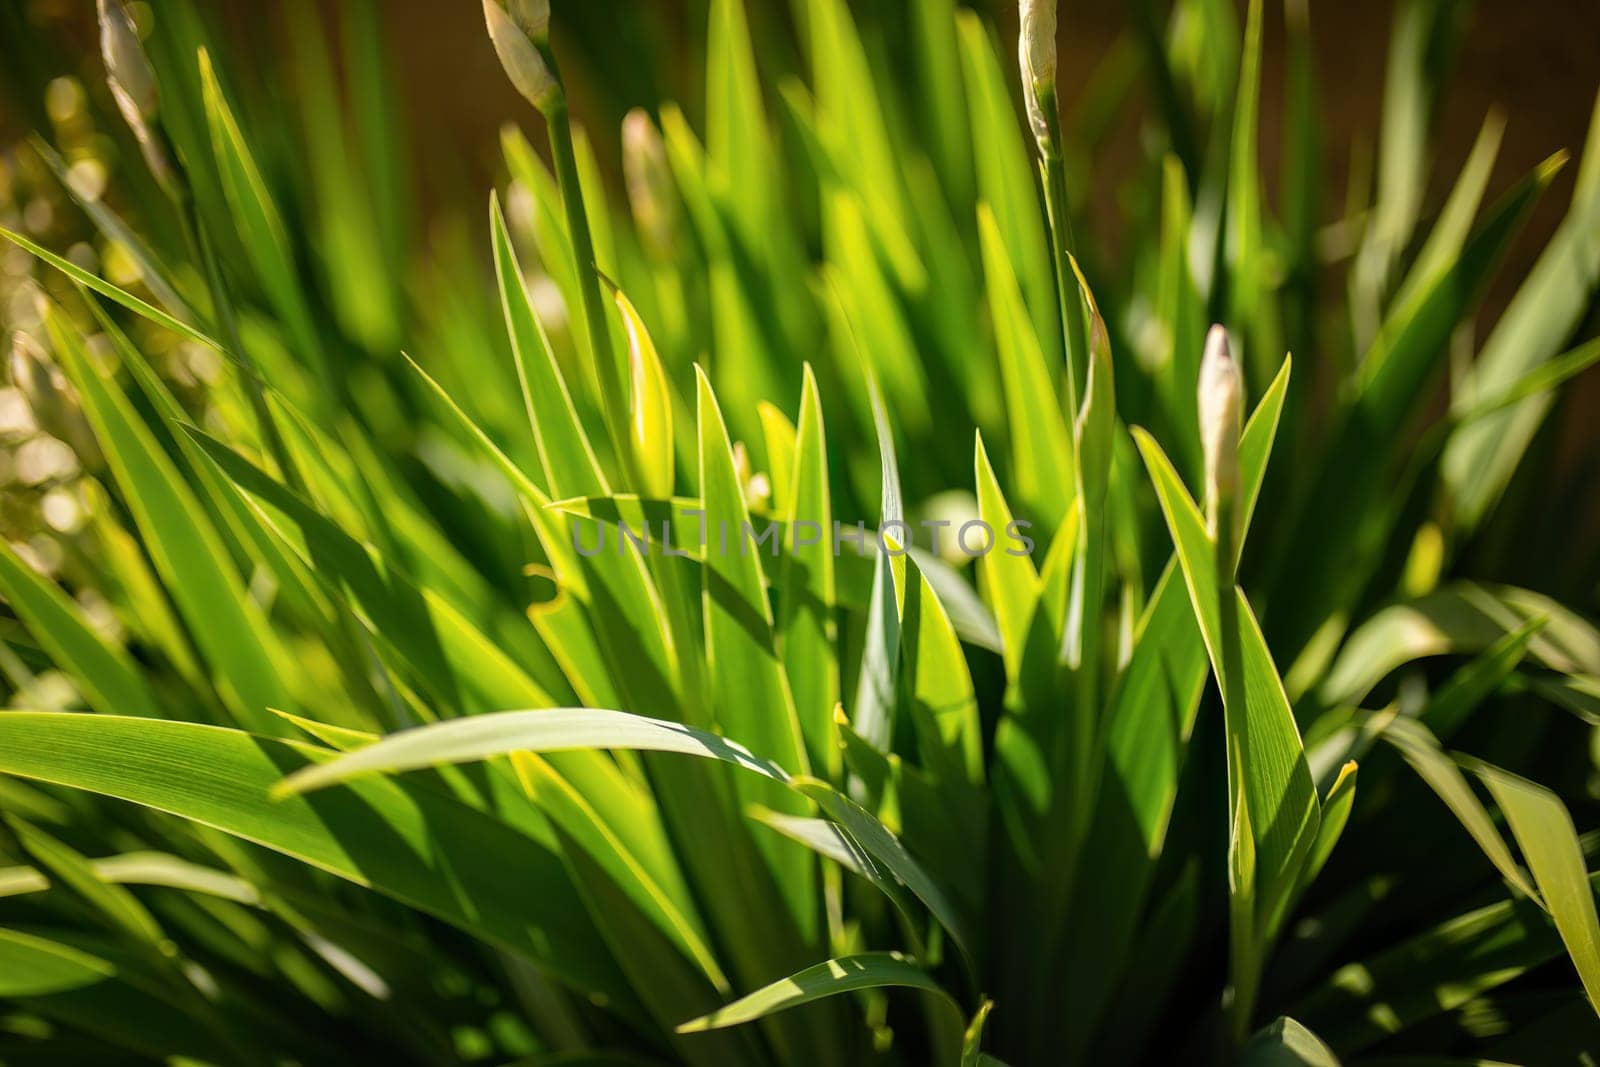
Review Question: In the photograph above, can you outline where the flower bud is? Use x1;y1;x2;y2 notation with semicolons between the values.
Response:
1018;0;1058;148
622;109;676;258
97;0;180;195
484;0;559;112
98;0;158;123
506;0;551;44
1197;324;1242;520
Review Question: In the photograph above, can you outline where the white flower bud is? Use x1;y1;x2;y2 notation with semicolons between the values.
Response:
507;0;551;44
1018;0;1057;147
97;0;159;123
484;0;559;112
97;0;181;194
1198;324;1242;514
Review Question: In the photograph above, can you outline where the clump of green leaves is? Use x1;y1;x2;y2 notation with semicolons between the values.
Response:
1;0;1599;1063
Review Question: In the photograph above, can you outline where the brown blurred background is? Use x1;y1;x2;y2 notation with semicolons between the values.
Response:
7;1;1596;234
3;0;1598;485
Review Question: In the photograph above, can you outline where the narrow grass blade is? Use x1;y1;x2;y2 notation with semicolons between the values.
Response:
1383;718;1536;900
0;929;115;997
0;225;218;349
1322;582;1600;707
956;11;1058;369
676;952;958;1034
30;136;197;322
1470;760;1600;1014
275;708;789;798
695;366;817;934
1237;1016;1339;1067
197;48;319;361
776;365;839;774
974;431;1041;681
851;379;905;755
1445;89;1600;528
491;193;609;498
6;817;173;957
0;712;635;1011
1135;429;1319;928
44;305;292;734
0;540;156;716
614;284;676;499
976;204;1072;530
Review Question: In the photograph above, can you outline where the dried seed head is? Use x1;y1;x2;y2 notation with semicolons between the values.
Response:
622;109;675;257
1197;324;1242;514
1018;0;1057;147
484;0;559;112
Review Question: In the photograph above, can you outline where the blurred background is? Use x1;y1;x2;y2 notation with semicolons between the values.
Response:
5;1;1597;271
1;0;1598;588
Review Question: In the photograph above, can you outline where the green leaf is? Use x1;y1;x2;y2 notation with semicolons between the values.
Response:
1322;582;1600;708
974;431;1040;681
748;807;925;956
1134;428;1319;929
676;952;957;1034
198;47;320;363
1297;872;1597;1050
1382;718;1536;900
0;225;219;349
271;705;972;968
1358;151;1565;427
976;204;1072;530
1058;361;1290;1033
275;707;789;798
1444;88;1600;527
43;305;293;734
1295;761;1358;901
791;776;976;976
1454;334;1600;426
1391;109;1505;311
695;366;816;934
851;379;905;755
705;0;773;247
956;11;1058;370
901;551;984;786
1224;0;1277;386
776;365;839;774
490;192;609;499
1422;617;1545;739
0;712;634;1011
30;136;197;323
1237;1016;1339;1067
613;284;676;500
0;540;156;716
1470;760;1600;1014
0;928;115;997
6;818;173;958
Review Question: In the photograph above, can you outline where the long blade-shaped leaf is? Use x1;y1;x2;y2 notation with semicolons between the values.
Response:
677;952;957;1035
1471;760;1600;1014
44;305;292;734
0;712;633;1010
0;929;115;997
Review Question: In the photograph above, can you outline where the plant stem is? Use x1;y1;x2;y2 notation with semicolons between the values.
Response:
1039;90;1088;414
542;83;638;488
1213;493;1258;1046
